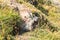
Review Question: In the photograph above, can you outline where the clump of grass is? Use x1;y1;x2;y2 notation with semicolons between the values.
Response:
0;6;20;40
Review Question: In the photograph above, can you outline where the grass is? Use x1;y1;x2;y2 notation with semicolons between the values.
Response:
0;0;60;40
0;6;20;40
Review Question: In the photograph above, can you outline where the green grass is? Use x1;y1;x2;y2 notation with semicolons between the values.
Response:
0;6;20;40
0;0;60;40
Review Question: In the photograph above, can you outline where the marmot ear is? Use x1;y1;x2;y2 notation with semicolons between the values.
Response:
33;12;40;17
13;7;19;11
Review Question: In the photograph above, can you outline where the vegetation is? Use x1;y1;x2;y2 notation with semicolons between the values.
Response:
0;6;20;40
0;0;60;40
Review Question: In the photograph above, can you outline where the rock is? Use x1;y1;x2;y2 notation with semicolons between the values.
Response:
50;0;60;7
2;0;39;31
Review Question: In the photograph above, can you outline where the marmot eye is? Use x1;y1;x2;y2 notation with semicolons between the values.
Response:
24;16;26;18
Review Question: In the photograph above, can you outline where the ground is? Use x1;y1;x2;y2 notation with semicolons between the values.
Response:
0;0;60;40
